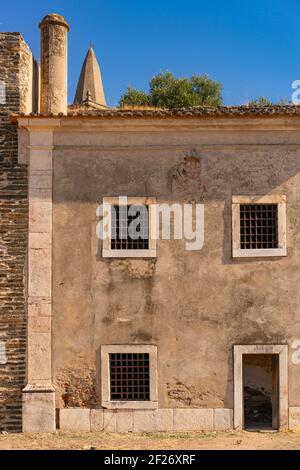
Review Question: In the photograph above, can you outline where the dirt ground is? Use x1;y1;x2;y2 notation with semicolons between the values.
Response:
0;430;300;450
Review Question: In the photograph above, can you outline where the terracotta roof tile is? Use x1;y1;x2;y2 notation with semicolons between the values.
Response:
13;105;300;119
66;105;300;117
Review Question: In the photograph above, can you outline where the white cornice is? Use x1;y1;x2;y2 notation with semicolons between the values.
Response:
17;117;61;130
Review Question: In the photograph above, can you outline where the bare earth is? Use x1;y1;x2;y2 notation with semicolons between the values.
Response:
0;431;300;450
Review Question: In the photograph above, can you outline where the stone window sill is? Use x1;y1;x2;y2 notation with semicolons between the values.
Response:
102;401;159;410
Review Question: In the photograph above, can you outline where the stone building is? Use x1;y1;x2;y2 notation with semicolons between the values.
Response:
1;13;300;433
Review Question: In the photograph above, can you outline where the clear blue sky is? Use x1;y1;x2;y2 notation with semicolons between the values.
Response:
1;0;299;106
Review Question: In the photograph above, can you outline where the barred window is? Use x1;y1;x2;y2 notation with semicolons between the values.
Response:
103;197;156;258
111;205;149;250
109;353;150;401
240;204;278;250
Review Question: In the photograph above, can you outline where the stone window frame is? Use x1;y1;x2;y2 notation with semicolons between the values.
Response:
102;197;157;258
101;345;158;410
233;345;288;430
232;195;287;258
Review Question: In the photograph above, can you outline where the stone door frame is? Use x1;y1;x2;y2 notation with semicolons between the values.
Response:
233;345;288;430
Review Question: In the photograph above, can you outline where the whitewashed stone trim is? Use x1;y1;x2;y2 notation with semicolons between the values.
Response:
102;197;157;258
101;344;158;409
60;407;233;433
233;345;288;430
18;119;60;433
232;195;287;258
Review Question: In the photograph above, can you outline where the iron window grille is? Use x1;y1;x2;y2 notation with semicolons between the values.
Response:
111;205;149;250
109;353;150;401
240;204;278;250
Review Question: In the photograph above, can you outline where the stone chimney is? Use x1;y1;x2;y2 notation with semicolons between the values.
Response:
39;13;69;114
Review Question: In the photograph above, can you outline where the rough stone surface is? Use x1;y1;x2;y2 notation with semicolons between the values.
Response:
54;368;96;409
116;410;133;433
289;407;300;430
214;408;233;431
39;14;69;115
90;409;103;432
23;392;55;433
58;407;233;433
133;409;173;432
103;410;117;432
133;410;156;433
60;408;90;432
156;409;174;431
173;409;214;431
0;33;33;432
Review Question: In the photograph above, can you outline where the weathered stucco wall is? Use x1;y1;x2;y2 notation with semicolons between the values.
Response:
51;116;300;411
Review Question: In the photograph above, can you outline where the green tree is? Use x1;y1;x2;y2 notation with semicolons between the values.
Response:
119;72;223;109
119;87;152;107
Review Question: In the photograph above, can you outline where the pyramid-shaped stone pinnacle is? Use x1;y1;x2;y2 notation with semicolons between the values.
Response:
74;47;107;107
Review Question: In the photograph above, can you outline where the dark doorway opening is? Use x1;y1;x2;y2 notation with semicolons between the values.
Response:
243;354;279;430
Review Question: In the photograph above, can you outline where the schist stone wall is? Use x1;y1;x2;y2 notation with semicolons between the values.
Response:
0;33;37;432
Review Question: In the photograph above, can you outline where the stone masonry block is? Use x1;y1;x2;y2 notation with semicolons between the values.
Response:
28;298;51;318
30;170;52;189
30;148;53;170
23;391;55;433
90;409;104;432
116;410;133;432
133;410;156;432
156;409;174;431
27;332;52;383
289;407;300;430
29;200;52;233
173;409;214;432
133;409;173;432
214;408;233;431
60;408;90;432
28;247;51;297
103;410;117;432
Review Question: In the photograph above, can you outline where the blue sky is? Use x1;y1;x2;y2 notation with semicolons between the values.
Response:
1;0;299;106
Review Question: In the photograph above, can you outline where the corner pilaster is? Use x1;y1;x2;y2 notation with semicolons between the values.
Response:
19;119;60;432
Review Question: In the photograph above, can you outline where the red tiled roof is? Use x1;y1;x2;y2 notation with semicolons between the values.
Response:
12;105;300;119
